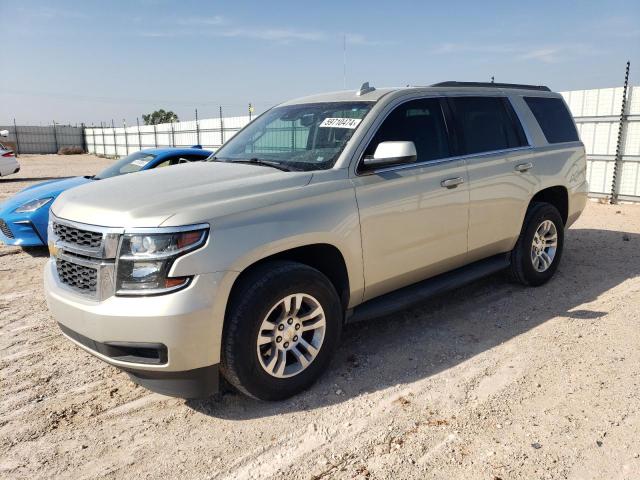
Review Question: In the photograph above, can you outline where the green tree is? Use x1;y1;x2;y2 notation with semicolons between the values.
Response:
142;109;179;125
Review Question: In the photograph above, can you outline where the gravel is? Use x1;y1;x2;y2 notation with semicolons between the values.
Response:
2;154;640;479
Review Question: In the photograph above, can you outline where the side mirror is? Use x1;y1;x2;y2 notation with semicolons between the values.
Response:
363;141;417;169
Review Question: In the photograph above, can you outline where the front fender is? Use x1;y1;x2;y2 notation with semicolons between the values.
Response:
171;176;365;308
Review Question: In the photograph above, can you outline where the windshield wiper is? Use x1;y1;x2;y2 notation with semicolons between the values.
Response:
230;158;293;172
210;156;295;172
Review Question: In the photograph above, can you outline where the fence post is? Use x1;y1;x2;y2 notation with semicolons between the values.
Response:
610;60;631;204
170;121;175;147
219;106;225;146
153;123;158;148
136;117;142;150
123;119;129;155
195;108;200;146
101;122;106;156
13;118;21;155
52;120;59;153
81;123;87;153
111;119;117;157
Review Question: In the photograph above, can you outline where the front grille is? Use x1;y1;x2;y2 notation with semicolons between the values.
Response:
56;258;97;294
0;219;13;239
53;222;102;248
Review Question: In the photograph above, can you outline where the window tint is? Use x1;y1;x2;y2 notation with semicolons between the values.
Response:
364;98;450;162
524;96;579;144
450;97;527;155
154;154;206;169
95;152;157;179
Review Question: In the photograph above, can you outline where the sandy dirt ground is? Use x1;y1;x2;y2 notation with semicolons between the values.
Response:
1;154;640;479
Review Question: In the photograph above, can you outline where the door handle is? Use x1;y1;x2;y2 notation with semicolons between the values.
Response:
515;162;533;172
440;177;465;189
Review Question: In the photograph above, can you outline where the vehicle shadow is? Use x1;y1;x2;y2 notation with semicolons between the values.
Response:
0;176;70;183
187;227;639;419
22;246;49;257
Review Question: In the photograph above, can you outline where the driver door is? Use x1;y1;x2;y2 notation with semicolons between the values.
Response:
351;97;470;301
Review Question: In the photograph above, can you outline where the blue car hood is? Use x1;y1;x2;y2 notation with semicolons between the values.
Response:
1;176;93;213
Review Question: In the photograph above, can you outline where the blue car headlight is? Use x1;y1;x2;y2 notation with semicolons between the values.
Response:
14;197;53;213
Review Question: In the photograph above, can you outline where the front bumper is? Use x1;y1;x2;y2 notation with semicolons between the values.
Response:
45;259;234;397
0;217;47;246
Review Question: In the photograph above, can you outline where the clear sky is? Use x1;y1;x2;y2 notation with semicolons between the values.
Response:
2;0;639;125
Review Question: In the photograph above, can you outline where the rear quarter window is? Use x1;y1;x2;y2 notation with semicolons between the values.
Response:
524;96;579;144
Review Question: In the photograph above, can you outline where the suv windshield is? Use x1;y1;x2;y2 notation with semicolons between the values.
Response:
210;102;373;171
95;151;157;179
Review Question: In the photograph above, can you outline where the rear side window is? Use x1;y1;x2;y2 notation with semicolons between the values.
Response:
524;96;579;144
449;97;527;155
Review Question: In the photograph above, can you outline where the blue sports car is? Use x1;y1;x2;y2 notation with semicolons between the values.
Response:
0;147;212;247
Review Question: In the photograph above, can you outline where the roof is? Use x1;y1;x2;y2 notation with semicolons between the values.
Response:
280;88;396;106
280;82;559;106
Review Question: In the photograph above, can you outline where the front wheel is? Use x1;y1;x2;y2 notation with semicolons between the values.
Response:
509;202;564;286
221;261;342;401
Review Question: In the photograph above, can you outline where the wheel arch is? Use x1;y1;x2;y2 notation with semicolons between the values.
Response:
226;242;352;317
529;185;569;225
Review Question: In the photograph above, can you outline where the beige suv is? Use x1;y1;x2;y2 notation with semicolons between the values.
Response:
44;81;587;400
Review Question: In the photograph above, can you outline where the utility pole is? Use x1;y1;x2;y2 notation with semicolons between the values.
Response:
343;34;347;89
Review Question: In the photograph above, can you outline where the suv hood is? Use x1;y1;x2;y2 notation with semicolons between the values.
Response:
51;162;313;227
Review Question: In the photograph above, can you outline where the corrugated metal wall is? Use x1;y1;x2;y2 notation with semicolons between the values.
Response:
84;116;251;157
0;125;84;154
560;85;640;200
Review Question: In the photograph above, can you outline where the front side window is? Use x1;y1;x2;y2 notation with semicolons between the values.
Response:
450;97;527;155
95;151;157;179
211;102;373;171
363;98;451;162
524;96;579;144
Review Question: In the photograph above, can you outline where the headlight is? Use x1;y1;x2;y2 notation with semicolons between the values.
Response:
116;226;208;295
14;197;53;213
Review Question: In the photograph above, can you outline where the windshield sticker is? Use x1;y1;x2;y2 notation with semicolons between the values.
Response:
319;118;362;129
131;159;151;167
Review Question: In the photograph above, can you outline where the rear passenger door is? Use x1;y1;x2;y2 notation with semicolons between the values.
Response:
352;97;470;301
447;96;533;261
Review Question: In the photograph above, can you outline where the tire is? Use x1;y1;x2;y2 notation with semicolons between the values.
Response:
509;202;564;286
221;260;342;401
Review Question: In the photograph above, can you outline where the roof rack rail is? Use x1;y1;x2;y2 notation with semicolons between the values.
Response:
431;81;551;92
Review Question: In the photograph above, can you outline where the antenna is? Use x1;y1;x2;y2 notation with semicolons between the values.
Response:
343;34;347;89
357;82;376;96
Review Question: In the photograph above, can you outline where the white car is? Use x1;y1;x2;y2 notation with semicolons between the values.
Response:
0;140;20;177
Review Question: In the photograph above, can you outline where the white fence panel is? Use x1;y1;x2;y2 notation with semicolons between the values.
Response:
562;85;639;199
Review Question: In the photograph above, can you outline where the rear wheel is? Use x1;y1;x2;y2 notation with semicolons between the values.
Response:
221;261;342;400
509;202;564;286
